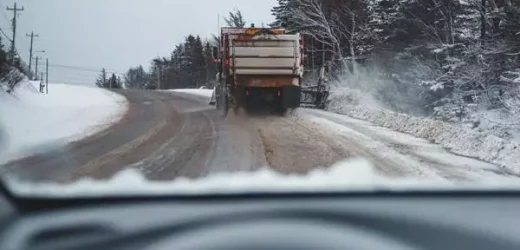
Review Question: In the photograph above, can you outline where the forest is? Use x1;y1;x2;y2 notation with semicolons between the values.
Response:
121;0;520;122
280;0;520;121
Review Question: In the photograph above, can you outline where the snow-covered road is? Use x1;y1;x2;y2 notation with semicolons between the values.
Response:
2;87;519;188
164;89;518;183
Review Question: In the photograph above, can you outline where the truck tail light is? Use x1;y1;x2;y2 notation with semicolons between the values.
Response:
225;57;230;66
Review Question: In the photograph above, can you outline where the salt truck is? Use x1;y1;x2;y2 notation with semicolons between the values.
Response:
212;26;304;115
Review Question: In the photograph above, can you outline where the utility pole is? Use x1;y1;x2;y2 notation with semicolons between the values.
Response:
6;2;24;64
46;58;49;94
34;56;40;80
26;32;39;78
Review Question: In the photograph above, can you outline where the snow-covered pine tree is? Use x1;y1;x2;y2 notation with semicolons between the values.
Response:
224;9;246;28
95;68;107;88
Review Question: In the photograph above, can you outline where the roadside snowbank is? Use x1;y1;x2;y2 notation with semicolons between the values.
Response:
327;88;520;173
0;81;128;164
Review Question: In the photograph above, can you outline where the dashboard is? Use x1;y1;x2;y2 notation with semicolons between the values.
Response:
0;192;519;250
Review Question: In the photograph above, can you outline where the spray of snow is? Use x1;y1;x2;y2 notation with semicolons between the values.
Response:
0;81;128;164
325;61;520;173
330;63;429;116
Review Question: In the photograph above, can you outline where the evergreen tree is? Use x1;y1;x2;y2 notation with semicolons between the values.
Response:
109;73;117;88
270;0;301;31
204;41;218;87
116;76;123;88
95;68;107;88
0;36;7;68
224;9;246;28
193;36;207;87
124;65;148;89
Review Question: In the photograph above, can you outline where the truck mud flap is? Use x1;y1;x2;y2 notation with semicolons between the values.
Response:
235;86;246;107
282;86;301;109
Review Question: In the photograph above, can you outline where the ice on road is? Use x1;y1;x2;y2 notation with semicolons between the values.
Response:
0;81;128;164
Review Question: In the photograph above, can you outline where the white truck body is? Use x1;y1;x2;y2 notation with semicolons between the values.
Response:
216;27;304;113
220;28;303;82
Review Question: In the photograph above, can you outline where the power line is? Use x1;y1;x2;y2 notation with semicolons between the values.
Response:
0;26;11;42
0;0;10;25
47;63;124;74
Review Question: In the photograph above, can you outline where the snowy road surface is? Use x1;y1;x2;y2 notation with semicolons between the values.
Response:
2;88;519;184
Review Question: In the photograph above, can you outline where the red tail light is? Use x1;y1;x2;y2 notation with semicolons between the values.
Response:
225;57;230;66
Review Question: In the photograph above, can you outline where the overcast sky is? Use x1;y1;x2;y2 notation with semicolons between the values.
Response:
0;0;277;85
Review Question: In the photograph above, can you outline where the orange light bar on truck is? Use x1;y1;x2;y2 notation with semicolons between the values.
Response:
243;28;286;36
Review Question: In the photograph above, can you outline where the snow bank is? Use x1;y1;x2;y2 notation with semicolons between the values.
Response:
327;88;520;173
0;81;128;164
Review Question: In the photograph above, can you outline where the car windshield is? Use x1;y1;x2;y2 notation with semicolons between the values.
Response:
1;0;520;198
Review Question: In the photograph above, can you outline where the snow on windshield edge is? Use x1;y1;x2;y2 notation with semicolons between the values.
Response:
6;158;520;198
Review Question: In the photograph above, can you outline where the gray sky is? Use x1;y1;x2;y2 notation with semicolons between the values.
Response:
0;0;277;85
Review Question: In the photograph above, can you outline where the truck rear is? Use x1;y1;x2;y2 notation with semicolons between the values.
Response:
215;27;303;115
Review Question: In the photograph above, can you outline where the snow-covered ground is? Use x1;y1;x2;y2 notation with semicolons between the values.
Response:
327;88;520;174
300;109;519;182
0;81;128;164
